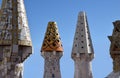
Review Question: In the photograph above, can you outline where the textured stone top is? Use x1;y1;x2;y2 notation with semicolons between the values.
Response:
41;22;63;52
72;11;94;54
0;0;32;46
0;0;32;62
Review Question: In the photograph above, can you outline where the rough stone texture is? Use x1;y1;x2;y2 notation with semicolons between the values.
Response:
0;0;32;78
71;11;94;78
0;46;23;78
42;52;63;78
107;20;120;78
73;54;93;78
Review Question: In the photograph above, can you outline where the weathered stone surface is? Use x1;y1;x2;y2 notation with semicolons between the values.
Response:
0;0;32;77
42;52;63;78
107;20;120;78
71;11;94;78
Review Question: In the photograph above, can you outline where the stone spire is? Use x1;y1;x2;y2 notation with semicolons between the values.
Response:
0;0;32;78
106;20;120;78
71;11;94;78
41;22;63;78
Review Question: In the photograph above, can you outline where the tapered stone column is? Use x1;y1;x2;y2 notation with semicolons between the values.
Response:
71;12;94;78
0;0;32;78
41;22;63;78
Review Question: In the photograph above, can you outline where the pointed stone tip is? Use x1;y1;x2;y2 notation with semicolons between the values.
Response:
79;11;86;16
72;11;94;55
41;21;63;52
0;0;32;46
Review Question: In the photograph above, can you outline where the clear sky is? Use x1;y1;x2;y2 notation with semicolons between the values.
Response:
0;0;120;78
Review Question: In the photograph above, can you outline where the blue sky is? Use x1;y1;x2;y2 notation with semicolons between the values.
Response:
1;0;120;78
